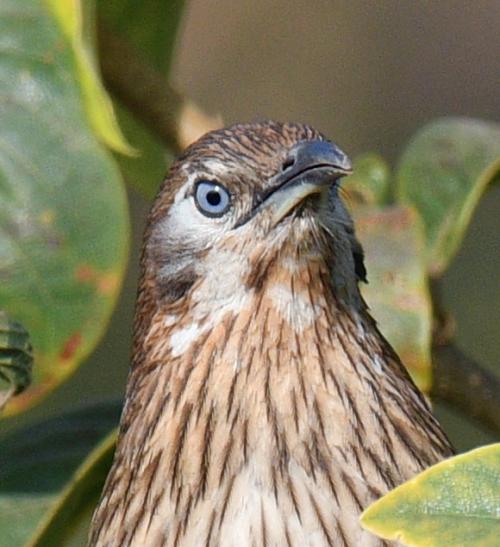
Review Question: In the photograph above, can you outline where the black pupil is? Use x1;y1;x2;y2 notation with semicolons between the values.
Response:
206;190;221;207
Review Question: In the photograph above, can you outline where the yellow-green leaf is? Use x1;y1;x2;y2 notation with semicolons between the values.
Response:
354;206;432;391
361;443;500;546
396;117;500;277
46;0;134;155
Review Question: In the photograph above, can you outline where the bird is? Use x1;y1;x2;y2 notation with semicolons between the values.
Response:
89;121;454;546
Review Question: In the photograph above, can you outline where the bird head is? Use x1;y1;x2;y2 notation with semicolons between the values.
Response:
143;121;365;317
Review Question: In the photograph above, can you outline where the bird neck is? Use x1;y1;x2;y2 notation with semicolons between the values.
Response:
126;251;432;489
94;252;452;546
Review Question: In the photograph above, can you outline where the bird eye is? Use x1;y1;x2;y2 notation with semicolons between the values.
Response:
194;181;231;217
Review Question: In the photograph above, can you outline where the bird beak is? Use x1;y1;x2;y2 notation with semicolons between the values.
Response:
263;140;352;225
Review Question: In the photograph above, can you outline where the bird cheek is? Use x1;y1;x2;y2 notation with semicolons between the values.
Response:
149;243;199;304
148;233;200;306
158;270;198;304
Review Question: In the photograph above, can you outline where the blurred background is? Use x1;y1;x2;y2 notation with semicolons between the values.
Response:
4;0;499;450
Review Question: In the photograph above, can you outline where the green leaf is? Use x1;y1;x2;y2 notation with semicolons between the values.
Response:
0;0;129;414
112;105;173;199
46;0;134;154
396;118;500;276
27;430;117;547
0;312;33;411
96;0;187;197
354;206;432;391
0;402;121;547
361;443;500;547
344;153;391;206
97;0;186;73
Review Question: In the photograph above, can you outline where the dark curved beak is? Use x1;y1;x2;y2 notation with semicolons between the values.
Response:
265;140;352;224
281;140;352;181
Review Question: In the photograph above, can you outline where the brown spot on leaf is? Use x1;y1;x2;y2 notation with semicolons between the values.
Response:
60;333;82;361
382;271;396;284
75;266;118;295
97;272;120;295
75;264;96;283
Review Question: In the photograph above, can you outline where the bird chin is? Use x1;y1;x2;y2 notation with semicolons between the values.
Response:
272;191;325;227
295;194;322;217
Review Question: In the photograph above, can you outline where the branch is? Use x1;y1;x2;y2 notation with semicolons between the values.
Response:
96;21;222;153
431;343;500;435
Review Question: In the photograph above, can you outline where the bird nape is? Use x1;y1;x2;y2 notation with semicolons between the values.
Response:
89;121;454;547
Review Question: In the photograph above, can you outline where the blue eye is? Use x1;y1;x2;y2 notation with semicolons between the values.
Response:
194;181;231;217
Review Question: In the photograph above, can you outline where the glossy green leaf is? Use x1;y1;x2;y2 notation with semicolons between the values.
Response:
0;402;121;546
0;312;33;411
46;0;133;154
344;153;391;206
396;118;500;276
354;206;432;391
361;443;500;546
0;0;129;414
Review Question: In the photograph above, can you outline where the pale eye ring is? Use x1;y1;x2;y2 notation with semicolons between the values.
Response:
194;180;231;217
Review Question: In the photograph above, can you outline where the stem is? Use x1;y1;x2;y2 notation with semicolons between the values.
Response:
97;21;221;153
431;343;500;435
